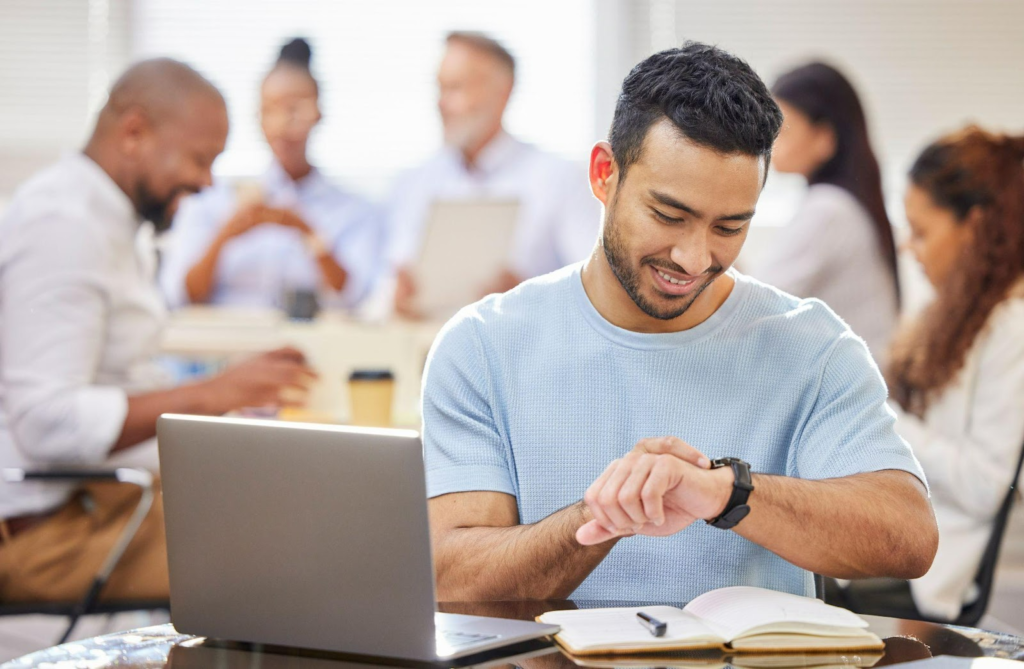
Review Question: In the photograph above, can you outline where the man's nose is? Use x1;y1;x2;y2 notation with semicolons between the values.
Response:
668;229;713;276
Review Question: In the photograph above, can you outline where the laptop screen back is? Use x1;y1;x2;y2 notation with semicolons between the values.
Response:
157;415;437;658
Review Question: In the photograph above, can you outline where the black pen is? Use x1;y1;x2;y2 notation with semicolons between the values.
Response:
636;611;667;637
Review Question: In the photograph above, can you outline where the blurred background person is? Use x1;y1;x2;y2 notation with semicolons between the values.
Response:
385;31;599;319
160;38;382;311
751;62;900;364
0;59;315;602
838;126;1024;621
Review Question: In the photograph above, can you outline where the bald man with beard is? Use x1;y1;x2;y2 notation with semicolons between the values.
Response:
0;59;316;602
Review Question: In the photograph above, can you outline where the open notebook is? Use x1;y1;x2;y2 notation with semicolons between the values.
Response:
538;586;884;655
567;651;885;669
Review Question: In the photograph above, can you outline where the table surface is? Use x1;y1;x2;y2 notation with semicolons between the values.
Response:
8;600;1024;668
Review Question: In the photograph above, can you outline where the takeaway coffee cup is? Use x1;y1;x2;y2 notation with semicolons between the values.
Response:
347;369;395;427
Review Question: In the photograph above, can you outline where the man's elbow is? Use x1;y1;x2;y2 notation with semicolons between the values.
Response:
888;506;939;580
12;406;89;464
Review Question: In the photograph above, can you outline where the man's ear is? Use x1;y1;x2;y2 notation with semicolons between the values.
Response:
118;106;151;159
589;141;618;206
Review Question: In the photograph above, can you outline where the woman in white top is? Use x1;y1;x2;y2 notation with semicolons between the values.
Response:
159;38;382;310
840;126;1024;621
754;63;899;363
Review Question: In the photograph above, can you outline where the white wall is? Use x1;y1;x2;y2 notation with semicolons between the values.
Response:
618;0;1024;204
0;0;132;193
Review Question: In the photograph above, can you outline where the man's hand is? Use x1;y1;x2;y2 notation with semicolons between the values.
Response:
394;267;425;320
577;437;730;546
200;346;318;413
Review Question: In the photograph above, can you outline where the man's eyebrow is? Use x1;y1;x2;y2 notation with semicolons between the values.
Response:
649;190;755;222
650;190;701;218
718;210;756;222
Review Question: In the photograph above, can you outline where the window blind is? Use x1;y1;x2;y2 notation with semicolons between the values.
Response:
132;0;597;196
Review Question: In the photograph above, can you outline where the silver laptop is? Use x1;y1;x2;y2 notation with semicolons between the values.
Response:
157;415;559;661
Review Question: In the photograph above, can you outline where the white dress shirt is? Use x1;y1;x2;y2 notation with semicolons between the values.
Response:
0;153;169;518
751;184;898;365
160;163;383;310
385;131;600;279
894;279;1024;619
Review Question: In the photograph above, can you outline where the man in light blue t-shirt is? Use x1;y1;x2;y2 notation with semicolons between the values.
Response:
423;43;938;603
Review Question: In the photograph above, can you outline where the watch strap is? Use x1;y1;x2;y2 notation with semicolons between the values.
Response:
706;457;754;530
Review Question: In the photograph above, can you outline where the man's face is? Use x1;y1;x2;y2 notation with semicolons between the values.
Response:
437;41;512;152
597;119;765;321
130;95;228;231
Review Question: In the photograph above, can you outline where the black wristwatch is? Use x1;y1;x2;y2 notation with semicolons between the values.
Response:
706;457;754;530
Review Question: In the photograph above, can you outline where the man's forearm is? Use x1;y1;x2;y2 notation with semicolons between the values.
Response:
434;501;618;601
734;470;938;580
112;381;219;453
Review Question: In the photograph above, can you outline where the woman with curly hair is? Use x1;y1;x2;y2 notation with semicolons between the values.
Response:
840;126;1024;621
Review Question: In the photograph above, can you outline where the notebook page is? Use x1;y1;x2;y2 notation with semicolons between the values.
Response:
539;606;723;651
682;587;869;641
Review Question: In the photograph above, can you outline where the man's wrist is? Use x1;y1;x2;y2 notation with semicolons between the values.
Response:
704;465;736;521
573;500;593;528
189;378;225;416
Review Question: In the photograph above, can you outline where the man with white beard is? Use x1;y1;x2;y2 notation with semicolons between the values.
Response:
384;32;599;318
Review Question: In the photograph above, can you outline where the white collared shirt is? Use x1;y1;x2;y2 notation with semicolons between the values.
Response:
384;132;600;279
894;280;1024;619
0;153;169;518
159;163;384;310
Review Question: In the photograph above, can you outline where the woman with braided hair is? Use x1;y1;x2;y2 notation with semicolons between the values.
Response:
840;126;1024;621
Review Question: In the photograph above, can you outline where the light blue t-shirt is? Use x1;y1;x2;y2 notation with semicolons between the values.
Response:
422;264;924;602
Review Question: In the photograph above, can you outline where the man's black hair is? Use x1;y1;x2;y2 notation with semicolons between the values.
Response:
610;41;782;181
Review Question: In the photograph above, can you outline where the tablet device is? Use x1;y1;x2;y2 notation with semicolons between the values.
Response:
411;199;519;319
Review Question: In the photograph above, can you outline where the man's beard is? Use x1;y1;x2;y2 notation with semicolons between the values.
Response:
601;205;723;321
443;111;495;154
134;182;194;233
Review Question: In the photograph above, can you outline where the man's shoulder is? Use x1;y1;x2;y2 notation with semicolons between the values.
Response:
2;158;99;237
0;157;121;268
734;272;856;352
390;151;452;190
507;138;576;175
436;265;579;347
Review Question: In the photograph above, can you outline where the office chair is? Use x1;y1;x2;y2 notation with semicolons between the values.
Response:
950;439;1024;627
839;438;1024;627
0;468;169;645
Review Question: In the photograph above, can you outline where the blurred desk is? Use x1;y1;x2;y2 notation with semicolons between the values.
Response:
161;307;444;427
8;601;1024;668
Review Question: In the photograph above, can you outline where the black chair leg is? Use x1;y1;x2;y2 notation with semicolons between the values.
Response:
58;577;106;645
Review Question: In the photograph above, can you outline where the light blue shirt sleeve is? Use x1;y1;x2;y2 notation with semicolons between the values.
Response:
788;330;927;485
421;311;516;499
